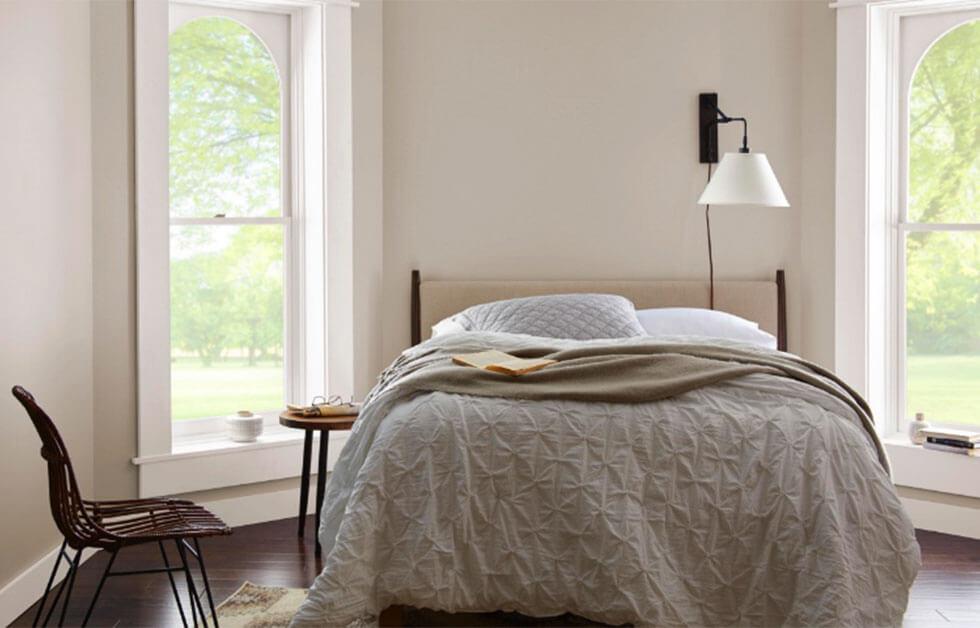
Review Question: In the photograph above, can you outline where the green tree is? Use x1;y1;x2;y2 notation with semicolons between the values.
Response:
225;227;284;365
169;17;281;219
168;17;285;366
170;226;283;366
170;239;236;366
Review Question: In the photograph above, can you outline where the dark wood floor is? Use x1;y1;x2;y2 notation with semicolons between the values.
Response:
11;517;980;627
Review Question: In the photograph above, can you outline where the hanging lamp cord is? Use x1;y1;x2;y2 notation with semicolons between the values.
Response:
705;161;714;310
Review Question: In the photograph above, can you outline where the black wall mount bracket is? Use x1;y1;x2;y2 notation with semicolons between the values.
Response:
699;92;719;164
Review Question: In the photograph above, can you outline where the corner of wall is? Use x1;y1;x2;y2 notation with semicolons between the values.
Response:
0;0;96;600
799;1;838;368
91;0;139;501
353;0;385;397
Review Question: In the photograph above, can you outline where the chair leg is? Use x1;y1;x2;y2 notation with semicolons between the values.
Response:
55;549;81;627
40;546;73;627
159;541;189;627
33;539;66;627
176;539;208;627
80;549;118;627
192;538;220;628
175;540;198;627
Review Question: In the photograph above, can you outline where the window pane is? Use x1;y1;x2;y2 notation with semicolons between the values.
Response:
906;231;980;426
169;17;282;218
908;19;979;223
170;225;284;420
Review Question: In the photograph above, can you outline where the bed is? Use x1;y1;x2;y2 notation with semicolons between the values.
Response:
291;270;920;628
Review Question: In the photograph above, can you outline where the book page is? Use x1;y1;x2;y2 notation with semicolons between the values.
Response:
496;357;555;370
452;350;515;369
453;350;556;375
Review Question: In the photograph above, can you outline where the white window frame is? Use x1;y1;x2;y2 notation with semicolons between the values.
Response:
835;0;980;506
835;0;980;430
167;2;302;439
134;0;357;497
895;9;980;433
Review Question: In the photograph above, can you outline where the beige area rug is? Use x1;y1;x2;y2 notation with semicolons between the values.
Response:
216;582;308;628
215;582;620;627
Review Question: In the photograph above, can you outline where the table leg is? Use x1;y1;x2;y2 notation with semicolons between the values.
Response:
315;430;329;557
298;430;313;538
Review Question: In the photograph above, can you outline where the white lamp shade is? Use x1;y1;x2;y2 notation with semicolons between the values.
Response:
697;152;789;207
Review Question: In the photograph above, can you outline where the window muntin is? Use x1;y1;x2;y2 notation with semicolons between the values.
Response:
168;13;289;423
903;18;980;428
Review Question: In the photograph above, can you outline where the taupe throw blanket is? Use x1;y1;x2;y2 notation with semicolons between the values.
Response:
383;338;887;472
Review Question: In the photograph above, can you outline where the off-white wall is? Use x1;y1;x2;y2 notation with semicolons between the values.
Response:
380;0;835;366
0;0;843;595
0;0;94;589
86;0;838;503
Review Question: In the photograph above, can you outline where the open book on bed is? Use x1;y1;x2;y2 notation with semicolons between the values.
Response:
452;350;556;376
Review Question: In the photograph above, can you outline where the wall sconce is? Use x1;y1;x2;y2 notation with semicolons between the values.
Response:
697;93;789;309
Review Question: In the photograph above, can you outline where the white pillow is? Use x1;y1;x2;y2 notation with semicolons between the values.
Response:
635;308;777;350
431;316;467;337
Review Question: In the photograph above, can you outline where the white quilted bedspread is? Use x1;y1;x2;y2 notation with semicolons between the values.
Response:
291;333;920;627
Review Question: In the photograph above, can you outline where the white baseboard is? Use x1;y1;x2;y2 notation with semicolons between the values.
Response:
199;485;314;528
0;486;314;626
900;495;980;540
0;545;98;627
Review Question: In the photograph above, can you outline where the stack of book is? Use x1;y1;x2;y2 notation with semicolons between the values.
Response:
921;428;980;457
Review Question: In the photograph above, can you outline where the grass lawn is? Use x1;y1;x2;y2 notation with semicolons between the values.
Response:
907;354;980;427
171;358;283;421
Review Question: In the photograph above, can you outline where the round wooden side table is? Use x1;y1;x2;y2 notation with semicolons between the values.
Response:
279;411;356;556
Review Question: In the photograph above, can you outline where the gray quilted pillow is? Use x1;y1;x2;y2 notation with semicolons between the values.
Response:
454;293;645;340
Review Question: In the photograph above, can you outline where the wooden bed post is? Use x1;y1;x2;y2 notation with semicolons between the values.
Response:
776;269;787;352
411;269;421;346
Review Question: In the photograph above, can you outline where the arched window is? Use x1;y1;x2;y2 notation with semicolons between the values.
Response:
135;0;354;478
901;18;979;428
168;9;292;424
169;16;282;218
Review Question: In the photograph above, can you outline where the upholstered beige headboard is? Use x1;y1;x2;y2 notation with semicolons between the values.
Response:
411;270;787;351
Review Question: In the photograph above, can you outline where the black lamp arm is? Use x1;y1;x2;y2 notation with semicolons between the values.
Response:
709;105;750;154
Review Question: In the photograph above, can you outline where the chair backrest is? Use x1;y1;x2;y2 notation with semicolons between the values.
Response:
12;385;96;548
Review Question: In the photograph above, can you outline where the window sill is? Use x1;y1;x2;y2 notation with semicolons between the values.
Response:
884;434;980;500
132;424;350;498
136;423;305;463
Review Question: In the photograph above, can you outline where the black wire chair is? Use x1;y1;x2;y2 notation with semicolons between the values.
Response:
13;385;232;627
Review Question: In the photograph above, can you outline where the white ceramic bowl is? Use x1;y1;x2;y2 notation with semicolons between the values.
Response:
226;411;264;442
